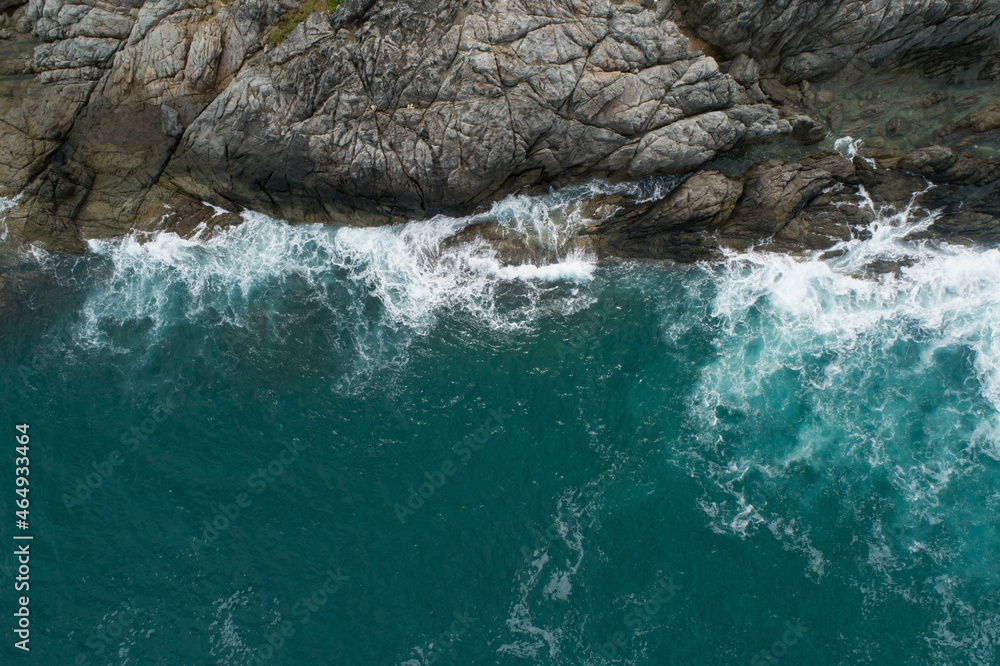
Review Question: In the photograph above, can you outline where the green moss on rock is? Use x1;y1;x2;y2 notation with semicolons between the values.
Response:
268;0;342;48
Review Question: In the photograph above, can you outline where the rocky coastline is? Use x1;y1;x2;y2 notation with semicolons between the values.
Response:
0;0;997;262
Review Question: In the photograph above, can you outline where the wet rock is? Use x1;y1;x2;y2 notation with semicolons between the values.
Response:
852;152;927;207
956;93;981;108
440;221;563;265
979;55;1000;81
786;113;826;144
587;150;864;261
857;102;889;119
949;101;1000;134
827;103;844;129
886;117;910;137
584;144;1000;262
722;153;847;238
673;0;1000;84
893;146;1000;186
582;170;744;261
918;91;948;108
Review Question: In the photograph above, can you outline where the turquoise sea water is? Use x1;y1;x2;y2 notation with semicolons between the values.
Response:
2;182;1000;665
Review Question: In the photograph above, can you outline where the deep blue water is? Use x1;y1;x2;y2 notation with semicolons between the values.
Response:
2;185;1000;665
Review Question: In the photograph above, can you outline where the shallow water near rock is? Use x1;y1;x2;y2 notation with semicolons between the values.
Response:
2;185;1000;665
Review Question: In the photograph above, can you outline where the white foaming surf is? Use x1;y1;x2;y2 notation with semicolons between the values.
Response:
671;185;1000;660
0;192;22;244
64;179;685;354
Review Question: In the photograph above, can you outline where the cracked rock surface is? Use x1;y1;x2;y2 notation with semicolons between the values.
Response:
1;0;997;254
1;0;287;251
165;0;788;226
674;0;1000;83
1;0;788;250
584;146;1000;262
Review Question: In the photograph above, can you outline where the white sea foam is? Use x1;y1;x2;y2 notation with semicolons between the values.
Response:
833;135;876;167
499;491;592;661
68;179;679;357
0;192;22;244
675;186;1000;660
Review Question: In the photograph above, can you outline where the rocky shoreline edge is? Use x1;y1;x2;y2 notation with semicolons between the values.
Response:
0;0;998;276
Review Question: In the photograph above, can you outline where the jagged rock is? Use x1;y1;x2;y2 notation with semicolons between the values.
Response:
5;0;797;251
440;221;560;265
727;53;759;87
583;147;999;261
673;0;1000;84
948;100;1000;134
582;170;746;261
722;152;851;239
164;0;790;227
585;151;865;261
980;54;1000;81
330;0;378;30
2;0;275;250
0;79;96;196
786;113;826;144
2;0;999;257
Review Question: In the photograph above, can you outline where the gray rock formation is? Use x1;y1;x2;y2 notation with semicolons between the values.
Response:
584;151;865;261
585;146;1000;261
673;0;1000;83
164;0;788;225
1;0;998;257
0;0;288;250
1;0;789;250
